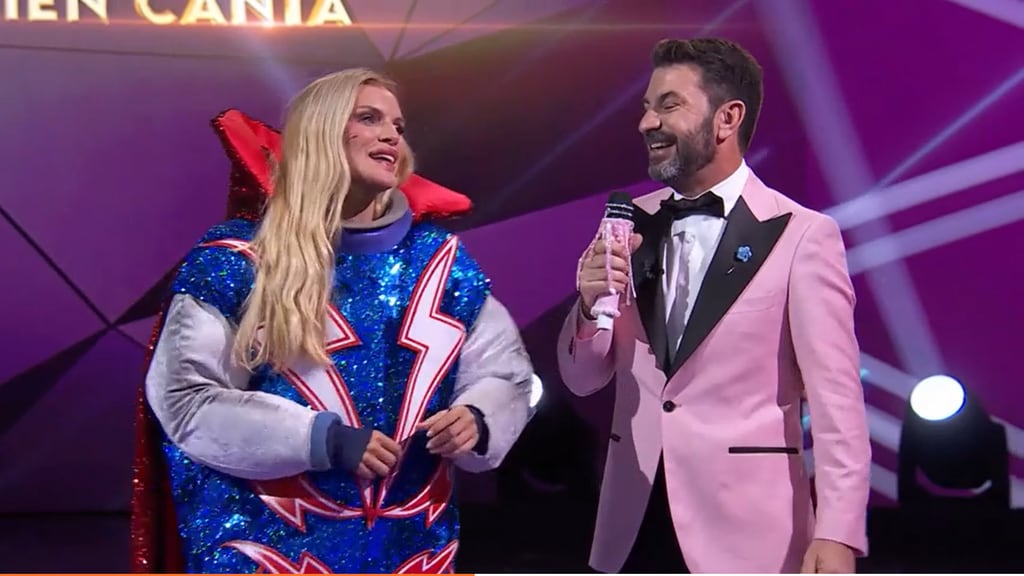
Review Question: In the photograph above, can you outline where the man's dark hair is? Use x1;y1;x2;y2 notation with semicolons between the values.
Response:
652;37;763;152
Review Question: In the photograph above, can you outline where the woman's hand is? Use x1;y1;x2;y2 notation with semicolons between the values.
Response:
418;406;480;458
355;430;403;480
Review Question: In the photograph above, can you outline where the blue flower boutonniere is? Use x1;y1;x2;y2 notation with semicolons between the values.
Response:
735;245;752;263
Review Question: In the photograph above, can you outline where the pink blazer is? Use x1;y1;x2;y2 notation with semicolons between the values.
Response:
557;172;871;573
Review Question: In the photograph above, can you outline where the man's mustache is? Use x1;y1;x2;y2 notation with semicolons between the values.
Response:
644;130;676;146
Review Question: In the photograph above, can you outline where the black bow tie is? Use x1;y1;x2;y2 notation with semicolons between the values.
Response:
661;192;725;220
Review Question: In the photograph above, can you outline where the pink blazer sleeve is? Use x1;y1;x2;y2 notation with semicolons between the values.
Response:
788;215;872;556
556;298;616;397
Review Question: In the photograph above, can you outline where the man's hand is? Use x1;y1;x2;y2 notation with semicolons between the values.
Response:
417;406;480;458
354;430;402;480
800;539;855;573
577;233;643;316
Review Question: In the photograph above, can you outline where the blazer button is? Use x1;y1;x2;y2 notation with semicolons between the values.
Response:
663;401;675;413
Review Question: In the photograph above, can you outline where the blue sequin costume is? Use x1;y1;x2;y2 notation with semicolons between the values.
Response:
163;216;490;574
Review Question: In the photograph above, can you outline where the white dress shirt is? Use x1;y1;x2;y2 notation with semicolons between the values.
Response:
663;160;749;357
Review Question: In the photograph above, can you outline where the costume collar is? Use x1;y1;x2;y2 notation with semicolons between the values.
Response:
337;190;412;255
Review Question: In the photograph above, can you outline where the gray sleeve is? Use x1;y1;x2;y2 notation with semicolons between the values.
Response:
145;294;325;480
450;294;535;473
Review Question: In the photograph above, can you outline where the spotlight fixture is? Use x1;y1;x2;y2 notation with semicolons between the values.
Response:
898;374;1008;509
896;374;1011;571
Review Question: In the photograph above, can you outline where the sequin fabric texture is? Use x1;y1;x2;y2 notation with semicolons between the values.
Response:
164;218;490;573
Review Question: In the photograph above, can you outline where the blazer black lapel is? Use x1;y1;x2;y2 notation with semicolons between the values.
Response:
630;206;673;373
668;198;792;377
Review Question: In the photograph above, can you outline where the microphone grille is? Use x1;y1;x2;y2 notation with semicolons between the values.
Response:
605;191;633;219
607;191;632;206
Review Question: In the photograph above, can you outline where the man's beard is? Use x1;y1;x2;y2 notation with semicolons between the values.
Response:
646;115;716;188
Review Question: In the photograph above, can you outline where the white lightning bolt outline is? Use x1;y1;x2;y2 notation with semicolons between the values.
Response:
378;236;466;509
394;236;466;443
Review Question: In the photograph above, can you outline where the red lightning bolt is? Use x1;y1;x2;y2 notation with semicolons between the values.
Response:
394;540;459;574
200;239;258;261
378;236;465;509
223;541;333;573
211;239;375;526
202;236;461;528
379;464;453;527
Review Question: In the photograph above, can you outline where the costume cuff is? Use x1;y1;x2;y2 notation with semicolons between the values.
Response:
465;405;490;455
315;412;372;473
310;412;338;471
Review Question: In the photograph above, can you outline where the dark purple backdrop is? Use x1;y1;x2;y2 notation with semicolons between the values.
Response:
0;0;1021;541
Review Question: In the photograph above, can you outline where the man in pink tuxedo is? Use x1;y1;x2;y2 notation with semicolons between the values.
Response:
558;38;871;573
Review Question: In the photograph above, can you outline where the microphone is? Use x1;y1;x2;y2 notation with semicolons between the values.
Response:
590;191;635;331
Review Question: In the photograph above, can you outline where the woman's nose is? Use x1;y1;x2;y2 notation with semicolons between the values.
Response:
379;125;400;144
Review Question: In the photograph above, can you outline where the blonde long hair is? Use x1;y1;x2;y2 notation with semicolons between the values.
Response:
233;68;414;371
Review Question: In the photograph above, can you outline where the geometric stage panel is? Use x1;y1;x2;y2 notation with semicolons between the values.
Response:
0;218;105;384
0;331;145;513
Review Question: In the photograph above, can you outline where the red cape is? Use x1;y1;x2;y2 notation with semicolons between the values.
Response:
128;109;473;572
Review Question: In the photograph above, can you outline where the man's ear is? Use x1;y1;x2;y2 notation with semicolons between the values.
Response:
716;100;746;144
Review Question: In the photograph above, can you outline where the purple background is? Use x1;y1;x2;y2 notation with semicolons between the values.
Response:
0;0;1022;570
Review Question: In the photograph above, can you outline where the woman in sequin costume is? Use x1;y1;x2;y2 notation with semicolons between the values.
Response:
140;68;535;573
